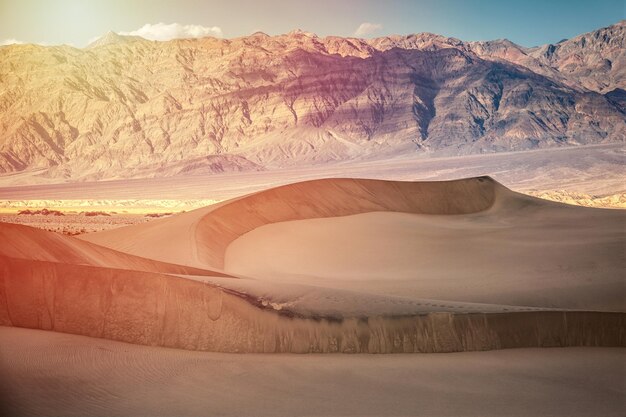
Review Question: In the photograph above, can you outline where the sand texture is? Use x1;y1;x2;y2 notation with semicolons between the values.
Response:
0;327;624;417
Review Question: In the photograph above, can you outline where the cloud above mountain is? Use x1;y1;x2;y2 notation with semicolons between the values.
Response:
119;23;223;41
354;22;382;37
1;38;24;46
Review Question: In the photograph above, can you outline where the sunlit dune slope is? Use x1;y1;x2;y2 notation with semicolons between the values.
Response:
0;222;227;277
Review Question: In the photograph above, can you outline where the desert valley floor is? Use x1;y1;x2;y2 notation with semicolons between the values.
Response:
0;146;624;416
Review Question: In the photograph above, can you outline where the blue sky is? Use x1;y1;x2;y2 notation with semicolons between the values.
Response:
0;0;624;47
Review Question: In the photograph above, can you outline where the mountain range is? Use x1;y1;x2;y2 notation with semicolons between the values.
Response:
0;21;624;180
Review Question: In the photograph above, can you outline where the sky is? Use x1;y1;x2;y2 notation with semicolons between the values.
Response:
0;0;624;47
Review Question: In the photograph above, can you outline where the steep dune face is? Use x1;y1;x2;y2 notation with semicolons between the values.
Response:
79;203;225;268
2;177;625;352
0;256;623;353
222;178;625;311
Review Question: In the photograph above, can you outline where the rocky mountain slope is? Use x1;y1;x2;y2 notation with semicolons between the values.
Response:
0;22;624;180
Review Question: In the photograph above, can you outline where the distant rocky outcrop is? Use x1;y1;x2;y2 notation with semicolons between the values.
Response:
0;21;624;180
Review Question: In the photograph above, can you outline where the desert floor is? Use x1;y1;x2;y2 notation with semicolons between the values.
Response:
1;144;623;200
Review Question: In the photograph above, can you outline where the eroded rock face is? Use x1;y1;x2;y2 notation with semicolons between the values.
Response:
0;22;624;180
526;21;626;94
468;21;626;94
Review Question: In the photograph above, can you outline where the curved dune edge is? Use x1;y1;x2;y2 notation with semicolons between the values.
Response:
1;256;623;353
82;176;502;270
195;176;500;269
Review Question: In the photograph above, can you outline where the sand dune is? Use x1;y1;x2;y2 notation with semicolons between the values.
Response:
0;177;623;353
225;208;624;311
83;177;499;268
84;176;625;310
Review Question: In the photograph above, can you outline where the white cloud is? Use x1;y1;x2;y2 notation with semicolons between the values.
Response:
1;39;24;46
354;22;383;37
120;23;223;41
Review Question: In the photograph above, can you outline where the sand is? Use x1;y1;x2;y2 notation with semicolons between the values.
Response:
0;222;226;277
82;177;499;268
225;210;624;311
82;177;625;312
0;174;624;414
0;326;624;417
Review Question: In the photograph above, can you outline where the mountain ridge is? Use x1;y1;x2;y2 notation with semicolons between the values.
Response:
0;21;624;181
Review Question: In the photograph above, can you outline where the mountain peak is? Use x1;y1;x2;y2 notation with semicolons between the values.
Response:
287;29;317;38
87;31;144;49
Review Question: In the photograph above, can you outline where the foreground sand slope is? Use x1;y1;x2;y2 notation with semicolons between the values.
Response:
0;177;623;352
1;327;624;417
